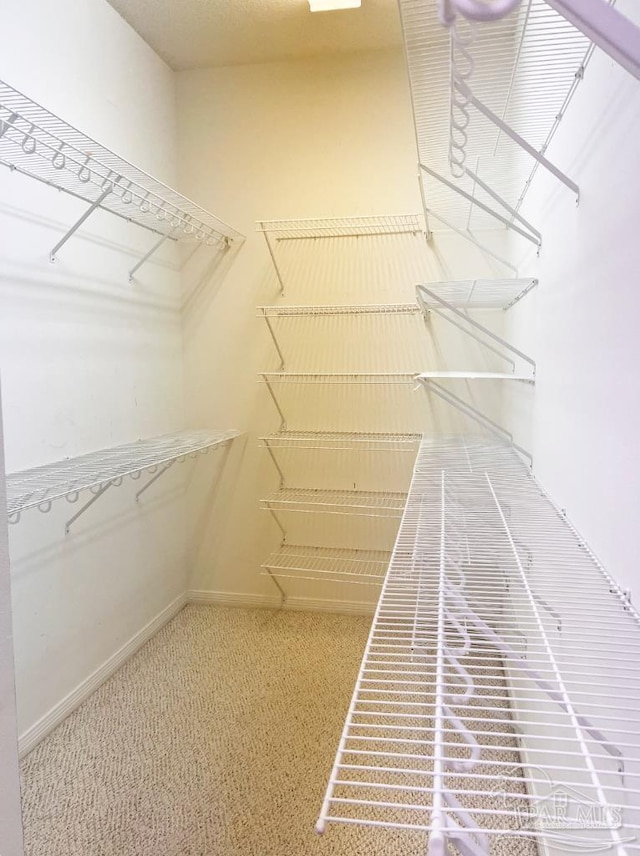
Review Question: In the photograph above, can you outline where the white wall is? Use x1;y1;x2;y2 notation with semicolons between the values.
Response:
0;0;187;742
177;50;516;608
0;389;23;855
504;0;640;597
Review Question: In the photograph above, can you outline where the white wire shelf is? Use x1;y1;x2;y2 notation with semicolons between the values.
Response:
398;0;595;234
317;435;640;853
257;303;422;317
6;429;239;525
260;488;408;518
0;79;243;256
420;278;538;310
417;371;534;382
256;215;424;240
260;373;418;385
260;431;423;452
262;544;390;586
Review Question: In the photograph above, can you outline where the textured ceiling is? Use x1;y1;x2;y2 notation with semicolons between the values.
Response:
106;0;403;70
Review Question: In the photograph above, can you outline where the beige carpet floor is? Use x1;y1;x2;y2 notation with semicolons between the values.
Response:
20;605;537;855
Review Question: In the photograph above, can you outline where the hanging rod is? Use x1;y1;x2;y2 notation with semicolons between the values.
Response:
317;435;639;854
0;79;244;265
6;429;239;529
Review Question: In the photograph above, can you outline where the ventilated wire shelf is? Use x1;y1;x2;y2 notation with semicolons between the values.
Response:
6;429;239;523
260;373;418;385
398;0;596;232
262;544;390;586
317;435;640;853
422;278;537;309
260;487;408;518
0;79;243;245
258;304;422;317
417;371;533;382
260;431;422;452
256;215;424;240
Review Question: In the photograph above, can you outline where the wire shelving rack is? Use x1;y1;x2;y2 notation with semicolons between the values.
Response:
258;304;422;317
398;0;596;243
260;487;408;519
6;429;239;529
257;215;424;293
0;79;244;267
262;544;390;587
257;215;423;240
260;431;422;452
317;434;640;854
421;278;537;310
260;373;418;385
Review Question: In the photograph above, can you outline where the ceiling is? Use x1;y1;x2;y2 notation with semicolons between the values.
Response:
106;0;404;71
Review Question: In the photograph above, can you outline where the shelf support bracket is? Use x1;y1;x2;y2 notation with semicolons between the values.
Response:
263;439;286;488
65;481;114;533
135;462;174;503
417;167;433;241
129;227;178;282
416;287;517;372
417;377;532;463
261;228;285;295
456;83;580;200
262;375;287;431
416;284;536;375
266;504;287;545
463;166;542;247
260;312;286;370
265;567;287;605
419;163;540;245
425;208;518;274
50;187;112;262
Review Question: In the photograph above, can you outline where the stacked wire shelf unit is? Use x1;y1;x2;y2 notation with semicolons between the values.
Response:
257;215;428;597
317;435;640;855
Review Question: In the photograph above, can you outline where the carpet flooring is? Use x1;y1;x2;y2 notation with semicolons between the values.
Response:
20;605;537;855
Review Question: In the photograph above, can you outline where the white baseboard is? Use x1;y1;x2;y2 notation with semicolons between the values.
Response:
188;588;376;616
19;593;187;758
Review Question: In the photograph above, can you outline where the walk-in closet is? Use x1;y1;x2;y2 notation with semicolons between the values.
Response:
1;1;639;854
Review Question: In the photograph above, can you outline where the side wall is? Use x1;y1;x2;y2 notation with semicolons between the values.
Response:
1;0;187;746
0;389;23;856
504;0;640;595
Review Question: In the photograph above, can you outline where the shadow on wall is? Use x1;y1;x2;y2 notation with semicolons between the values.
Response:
181;237;246;322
